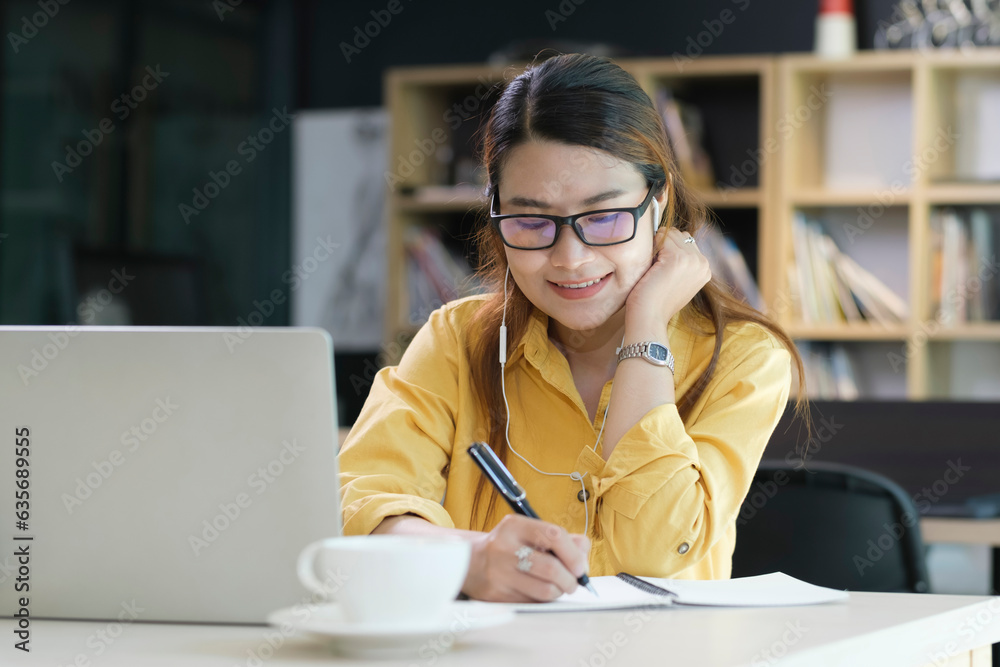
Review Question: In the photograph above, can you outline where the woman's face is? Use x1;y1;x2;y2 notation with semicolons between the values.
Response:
497;140;662;346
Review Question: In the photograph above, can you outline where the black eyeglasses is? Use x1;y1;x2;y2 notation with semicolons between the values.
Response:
489;181;664;250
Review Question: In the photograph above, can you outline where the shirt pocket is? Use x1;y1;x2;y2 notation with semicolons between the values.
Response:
600;484;647;520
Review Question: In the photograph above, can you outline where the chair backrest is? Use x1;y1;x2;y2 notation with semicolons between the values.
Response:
732;460;930;593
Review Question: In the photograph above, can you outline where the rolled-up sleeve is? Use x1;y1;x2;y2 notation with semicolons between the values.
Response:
339;306;464;536
574;332;791;577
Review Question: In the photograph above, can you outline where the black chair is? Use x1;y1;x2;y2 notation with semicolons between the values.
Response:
732;460;931;593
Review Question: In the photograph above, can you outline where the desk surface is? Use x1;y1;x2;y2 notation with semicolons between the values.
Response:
922;518;1000;548
4;592;999;667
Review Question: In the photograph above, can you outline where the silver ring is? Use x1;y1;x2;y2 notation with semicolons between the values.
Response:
684;237;696;244
515;546;534;573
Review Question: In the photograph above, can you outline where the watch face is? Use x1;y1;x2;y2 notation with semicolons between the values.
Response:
648;343;668;362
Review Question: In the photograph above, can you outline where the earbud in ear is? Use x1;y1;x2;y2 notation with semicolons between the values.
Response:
651;198;661;234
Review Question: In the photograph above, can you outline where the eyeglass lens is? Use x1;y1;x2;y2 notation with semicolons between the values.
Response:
499;210;635;248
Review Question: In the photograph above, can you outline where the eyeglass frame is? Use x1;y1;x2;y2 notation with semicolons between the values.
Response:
488;179;666;250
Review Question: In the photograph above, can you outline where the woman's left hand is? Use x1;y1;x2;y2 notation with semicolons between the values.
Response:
625;227;712;330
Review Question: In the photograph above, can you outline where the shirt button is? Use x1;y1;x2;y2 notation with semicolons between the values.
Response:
677;542;690;555
577;489;590;502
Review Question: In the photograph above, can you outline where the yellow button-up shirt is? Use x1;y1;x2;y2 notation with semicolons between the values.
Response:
339;295;791;580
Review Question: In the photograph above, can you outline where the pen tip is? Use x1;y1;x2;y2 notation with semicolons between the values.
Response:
586;582;599;597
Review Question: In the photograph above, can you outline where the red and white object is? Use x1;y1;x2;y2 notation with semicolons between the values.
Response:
816;0;857;58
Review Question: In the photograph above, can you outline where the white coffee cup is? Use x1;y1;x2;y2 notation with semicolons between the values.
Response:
297;535;472;627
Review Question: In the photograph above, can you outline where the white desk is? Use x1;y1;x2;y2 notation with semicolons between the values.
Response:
4;592;999;667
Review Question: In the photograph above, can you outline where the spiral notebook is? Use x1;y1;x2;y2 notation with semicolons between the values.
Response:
507;572;849;613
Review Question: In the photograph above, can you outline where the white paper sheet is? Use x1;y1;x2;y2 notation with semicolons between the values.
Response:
502;572;849;613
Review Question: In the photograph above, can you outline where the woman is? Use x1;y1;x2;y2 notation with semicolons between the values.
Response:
339;53;803;603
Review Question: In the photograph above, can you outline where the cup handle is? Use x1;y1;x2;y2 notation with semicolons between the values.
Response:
296;540;327;596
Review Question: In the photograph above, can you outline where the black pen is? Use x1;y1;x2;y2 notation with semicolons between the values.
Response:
467;441;598;597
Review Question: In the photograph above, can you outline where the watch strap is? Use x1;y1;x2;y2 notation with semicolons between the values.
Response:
616;341;675;374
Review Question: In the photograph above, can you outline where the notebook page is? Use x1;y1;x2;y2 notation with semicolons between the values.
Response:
641;572;849;607
499;576;675;613
491;572;848;612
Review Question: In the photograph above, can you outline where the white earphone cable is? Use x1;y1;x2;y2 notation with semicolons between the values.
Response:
500;267;620;538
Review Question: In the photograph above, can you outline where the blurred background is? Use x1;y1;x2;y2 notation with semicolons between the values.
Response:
0;0;911;423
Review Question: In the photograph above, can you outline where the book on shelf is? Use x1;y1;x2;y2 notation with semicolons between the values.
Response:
835;253;908;323
786;265;802;322
404;227;483;325
821;236;861;323
790;213;909;326
969;209;997;320
791;215;819;323
930;207;998;325
695;223;763;311
797;341;860;400
407;257;440;326
829;344;860;400
806;222;839;322
655;87;715;191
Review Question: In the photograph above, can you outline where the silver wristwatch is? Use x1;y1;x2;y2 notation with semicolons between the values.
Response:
616;341;675;374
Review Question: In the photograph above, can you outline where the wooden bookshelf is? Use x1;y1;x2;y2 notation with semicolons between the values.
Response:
788;189;914;207
774;48;1000;400
692;187;764;208
926;323;1000;341
396;190;485;213
384;50;1000;398
926;183;1000;205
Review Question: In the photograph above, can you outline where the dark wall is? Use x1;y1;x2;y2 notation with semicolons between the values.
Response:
297;0;897;110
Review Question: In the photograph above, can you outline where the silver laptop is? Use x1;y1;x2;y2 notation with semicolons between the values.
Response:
0;326;341;624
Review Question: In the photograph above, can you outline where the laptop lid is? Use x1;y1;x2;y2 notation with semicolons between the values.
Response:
0;326;341;624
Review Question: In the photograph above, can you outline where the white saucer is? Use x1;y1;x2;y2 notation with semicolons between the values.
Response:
267;601;515;659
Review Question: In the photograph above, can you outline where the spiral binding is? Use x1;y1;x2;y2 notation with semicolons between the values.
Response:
615;572;678;598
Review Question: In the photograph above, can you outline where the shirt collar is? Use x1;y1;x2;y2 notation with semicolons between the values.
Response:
506;307;688;376
505;307;549;368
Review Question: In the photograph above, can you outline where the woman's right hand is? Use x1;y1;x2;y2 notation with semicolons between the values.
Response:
461;514;591;602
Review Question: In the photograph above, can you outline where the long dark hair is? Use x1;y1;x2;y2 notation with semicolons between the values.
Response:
467;53;805;527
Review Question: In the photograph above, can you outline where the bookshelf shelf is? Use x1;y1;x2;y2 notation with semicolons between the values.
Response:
789;190;913;207
388;66;510;86
926;183;1000;205
397;190;485;213
927;324;1000;341
786;324;910;341
694;188;763;208
781;51;917;73
628;55;774;78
